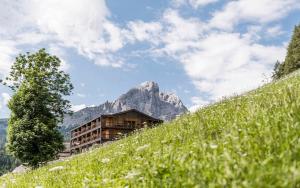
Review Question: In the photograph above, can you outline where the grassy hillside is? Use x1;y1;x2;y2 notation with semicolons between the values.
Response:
1;71;300;187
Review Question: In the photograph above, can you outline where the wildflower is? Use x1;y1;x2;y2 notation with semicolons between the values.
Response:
10;178;16;184
125;170;140;179
35;186;43;188
49;166;64;172
134;156;143;161
115;151;126;156
102;178;110;183
136;144;150;152
101;158;110;163
82;177;90;187
210;144;218;149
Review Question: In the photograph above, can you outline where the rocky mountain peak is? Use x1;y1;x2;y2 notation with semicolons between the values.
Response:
159;92;182;107
60;81;188;135
137;81;159;92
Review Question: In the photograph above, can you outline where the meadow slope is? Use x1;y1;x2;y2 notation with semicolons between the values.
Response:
1;71;300;187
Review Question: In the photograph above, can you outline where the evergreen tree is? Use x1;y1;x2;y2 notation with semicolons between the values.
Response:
2;49;73;168
272;60;284;80
283;24;300;75
273;24;300;79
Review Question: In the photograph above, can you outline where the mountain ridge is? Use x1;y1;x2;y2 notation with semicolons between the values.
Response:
0;82;188;139
60;81;188;136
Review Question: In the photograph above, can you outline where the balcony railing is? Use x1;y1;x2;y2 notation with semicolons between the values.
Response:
70;133;123;148
72;123;136;138
102;124;135;129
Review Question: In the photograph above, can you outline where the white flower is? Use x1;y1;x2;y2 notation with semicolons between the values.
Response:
101;158;110;163
102;178;110;183
136;144;150;152
209;144;218;149
10;178;16;184
125;170;140;179
49;166;64;172
35;186;43;188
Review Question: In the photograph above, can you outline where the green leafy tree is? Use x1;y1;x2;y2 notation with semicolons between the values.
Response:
273;24;300;79
2;49;73;168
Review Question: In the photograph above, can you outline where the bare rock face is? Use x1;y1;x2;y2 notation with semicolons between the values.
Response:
61;81;188;134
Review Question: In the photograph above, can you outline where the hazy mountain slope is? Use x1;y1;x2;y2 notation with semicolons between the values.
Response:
0;119;8;148
0;119;19;176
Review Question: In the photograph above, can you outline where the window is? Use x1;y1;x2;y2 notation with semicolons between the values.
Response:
124;121;136;128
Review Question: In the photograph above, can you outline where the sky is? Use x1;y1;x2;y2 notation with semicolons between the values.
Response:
0;0;300;118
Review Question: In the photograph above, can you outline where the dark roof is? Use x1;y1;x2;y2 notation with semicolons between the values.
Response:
101;109;161;121
70;109;162;132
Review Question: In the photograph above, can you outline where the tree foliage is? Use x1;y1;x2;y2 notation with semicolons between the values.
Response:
273;24;300;79
3;49;73;168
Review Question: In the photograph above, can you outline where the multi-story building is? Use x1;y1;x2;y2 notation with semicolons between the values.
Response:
70;109;162;154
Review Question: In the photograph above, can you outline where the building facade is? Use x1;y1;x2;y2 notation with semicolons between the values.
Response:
70;109;162;154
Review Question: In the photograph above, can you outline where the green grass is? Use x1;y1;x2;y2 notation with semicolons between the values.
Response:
1;71;300;188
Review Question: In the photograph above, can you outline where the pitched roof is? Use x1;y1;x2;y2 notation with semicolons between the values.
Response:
70;108;162;132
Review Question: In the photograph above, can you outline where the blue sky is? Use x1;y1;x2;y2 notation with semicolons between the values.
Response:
0;0;300;118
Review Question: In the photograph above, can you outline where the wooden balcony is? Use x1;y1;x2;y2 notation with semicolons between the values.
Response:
70;133;122;149
102;124;135;129
71;137;102;150
72;123;135;140
71;125;101;140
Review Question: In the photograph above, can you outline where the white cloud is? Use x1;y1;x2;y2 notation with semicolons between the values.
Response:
189;96;210;112
126;10;206;56
125;7;288;104
94;55;124;68
2;93;10;105
173;0;219;9
180;32;286;100
76;93;86;98
126;21;162;44
0;40;18;79
48;45;70;71
266;25;284;38
183;89;190;94
0;92;11;110
157;9;207;56
71;104;86;112
71;104;95;112
0;0;125;69
210;0;300;30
